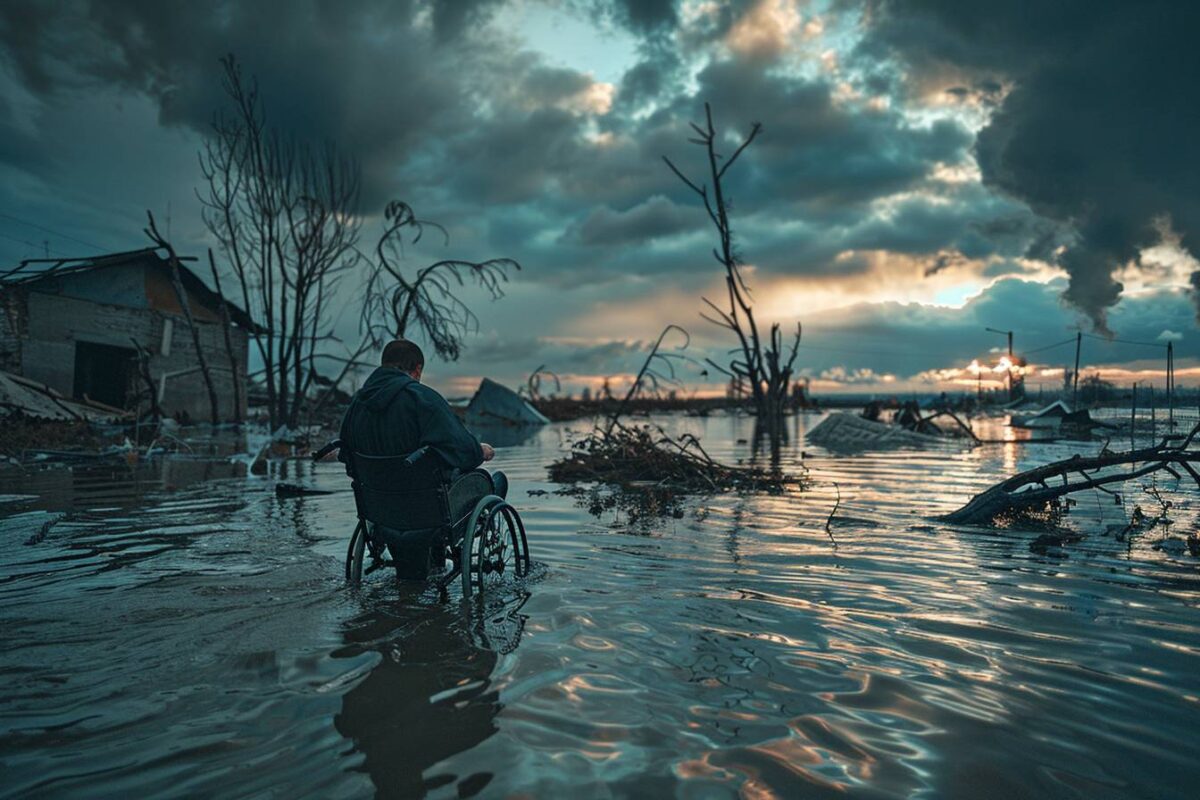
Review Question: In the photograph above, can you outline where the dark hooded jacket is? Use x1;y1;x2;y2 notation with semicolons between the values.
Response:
339;367;484;472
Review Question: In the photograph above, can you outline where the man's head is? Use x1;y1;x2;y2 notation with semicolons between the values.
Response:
381;339;425;381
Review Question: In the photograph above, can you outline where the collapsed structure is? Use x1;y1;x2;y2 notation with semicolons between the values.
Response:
0;248;262;421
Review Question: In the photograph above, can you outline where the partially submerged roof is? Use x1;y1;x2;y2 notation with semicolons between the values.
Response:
0;247;265;333
807;412;952;451
0;369;128;422
466;378;549;426
1027;400;1072;418
1011;400;1073;429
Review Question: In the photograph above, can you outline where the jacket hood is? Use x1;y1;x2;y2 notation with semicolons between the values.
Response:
355;367;418;412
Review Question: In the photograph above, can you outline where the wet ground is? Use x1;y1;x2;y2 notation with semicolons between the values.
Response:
2;412;1199;798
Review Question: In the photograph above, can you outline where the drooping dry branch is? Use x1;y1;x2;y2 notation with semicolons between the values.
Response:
360;199;520;361
521;364;561;403
605;324;691;434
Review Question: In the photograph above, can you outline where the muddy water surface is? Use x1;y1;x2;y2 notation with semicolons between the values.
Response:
2;413;1199;798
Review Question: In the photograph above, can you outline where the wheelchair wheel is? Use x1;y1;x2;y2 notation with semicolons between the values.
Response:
346;521;366;583
346;520;392;584
461;497;530;598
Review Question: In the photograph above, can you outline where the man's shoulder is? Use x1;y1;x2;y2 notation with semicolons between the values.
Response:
408;381;451;406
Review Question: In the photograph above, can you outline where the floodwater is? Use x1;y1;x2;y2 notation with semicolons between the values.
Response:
2;413;1198;798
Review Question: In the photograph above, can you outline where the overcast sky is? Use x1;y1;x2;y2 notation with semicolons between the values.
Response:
2;0;1199;397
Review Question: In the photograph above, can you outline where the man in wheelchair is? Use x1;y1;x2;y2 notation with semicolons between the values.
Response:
338;339;507;579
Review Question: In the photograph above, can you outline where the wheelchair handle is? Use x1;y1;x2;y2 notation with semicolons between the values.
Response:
312;439;342;462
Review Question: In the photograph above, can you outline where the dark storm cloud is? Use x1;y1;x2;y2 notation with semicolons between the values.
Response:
430;0;506;40
859;0;1200;332
561;195;696;246
7;0;1178;390
607;0;678;34
0;0;999;286
0;0;509;207
667;58;973;209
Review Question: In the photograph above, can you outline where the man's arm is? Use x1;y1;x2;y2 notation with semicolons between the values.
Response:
414;386;486;472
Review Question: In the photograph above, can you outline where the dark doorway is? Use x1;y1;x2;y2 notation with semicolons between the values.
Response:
73;341;136;408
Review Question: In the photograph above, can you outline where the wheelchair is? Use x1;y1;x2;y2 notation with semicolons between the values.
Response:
315;441;531;597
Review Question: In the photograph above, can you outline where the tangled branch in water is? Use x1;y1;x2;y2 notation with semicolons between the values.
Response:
549;422;806;521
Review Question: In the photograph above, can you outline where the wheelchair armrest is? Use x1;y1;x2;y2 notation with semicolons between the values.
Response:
312;439;343;463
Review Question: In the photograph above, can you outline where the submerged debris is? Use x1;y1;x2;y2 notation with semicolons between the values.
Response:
1011;401;1115;438
0;417;123;461
548;422;805;521
465;378;549;427
274;483;334;498
807;412;963;451
943;423;1200;530
0;369;128;423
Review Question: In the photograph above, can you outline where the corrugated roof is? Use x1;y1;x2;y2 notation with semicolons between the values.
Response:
0;248;266;333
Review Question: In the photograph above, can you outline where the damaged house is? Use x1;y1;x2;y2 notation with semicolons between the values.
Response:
0;248;262;421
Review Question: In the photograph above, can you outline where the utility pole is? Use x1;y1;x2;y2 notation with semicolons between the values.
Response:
986;327;1015;401
1072;331;1082;408
1167;341;1174;429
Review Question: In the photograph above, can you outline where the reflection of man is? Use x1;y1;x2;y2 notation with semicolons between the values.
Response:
334;601;502;797
339;339;508;577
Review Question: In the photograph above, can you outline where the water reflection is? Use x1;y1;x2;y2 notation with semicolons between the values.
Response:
3;415;1200;798
333;589;528;797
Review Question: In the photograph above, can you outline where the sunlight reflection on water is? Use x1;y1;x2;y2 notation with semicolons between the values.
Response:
1;411;1198;798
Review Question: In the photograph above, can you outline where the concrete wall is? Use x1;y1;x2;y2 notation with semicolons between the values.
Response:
0;288;26;373
20;290;249;421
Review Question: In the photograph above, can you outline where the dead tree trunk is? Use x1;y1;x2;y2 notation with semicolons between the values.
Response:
942;424;1200;525
207;249;243;425
663;103;800;446
145;211;221;425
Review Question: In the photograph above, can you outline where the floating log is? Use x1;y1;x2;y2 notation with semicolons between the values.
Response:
942;424;1200;526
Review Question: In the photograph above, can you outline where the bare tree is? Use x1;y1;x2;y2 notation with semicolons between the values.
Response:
198;55;361;429
360;200;520;359
664;103;800;443
145;211;220;425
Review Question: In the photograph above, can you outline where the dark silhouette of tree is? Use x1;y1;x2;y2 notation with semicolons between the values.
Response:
664;103;801;444
359;200;519;360
198;55;361;429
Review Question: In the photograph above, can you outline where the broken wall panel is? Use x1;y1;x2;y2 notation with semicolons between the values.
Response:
17;290;248;421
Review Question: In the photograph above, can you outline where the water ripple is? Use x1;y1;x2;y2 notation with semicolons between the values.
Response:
1;413;1199;798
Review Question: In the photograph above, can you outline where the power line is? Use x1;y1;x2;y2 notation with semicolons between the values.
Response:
1081;332;1168;349
0;231;70;258
1024;336;1078;355
0;211;103;251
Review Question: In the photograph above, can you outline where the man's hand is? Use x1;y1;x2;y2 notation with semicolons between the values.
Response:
481;443;496;462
